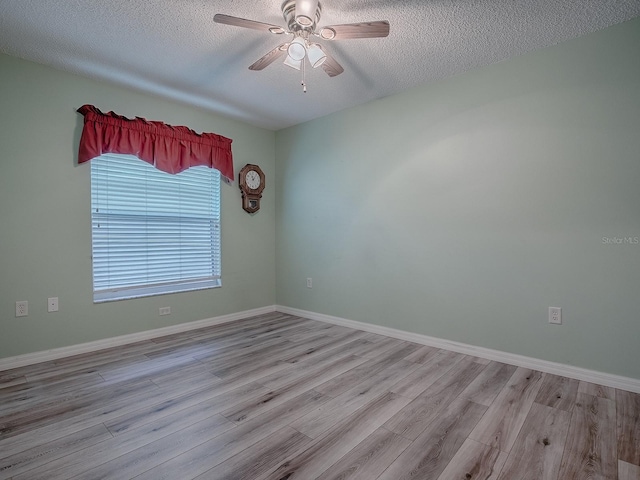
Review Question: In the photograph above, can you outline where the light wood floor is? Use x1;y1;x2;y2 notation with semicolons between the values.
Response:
0;312;638;479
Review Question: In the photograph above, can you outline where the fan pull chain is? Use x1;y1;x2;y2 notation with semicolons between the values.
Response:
301;57;307;93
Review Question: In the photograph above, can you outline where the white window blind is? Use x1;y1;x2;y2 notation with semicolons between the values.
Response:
90;154;221;302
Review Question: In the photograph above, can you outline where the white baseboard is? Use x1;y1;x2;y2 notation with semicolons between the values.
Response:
277;305;640;394
4;303;638;394
0;306;276;372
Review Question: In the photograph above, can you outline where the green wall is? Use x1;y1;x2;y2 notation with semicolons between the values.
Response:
0;54;276;358
275;18;640;379
2;18;640;380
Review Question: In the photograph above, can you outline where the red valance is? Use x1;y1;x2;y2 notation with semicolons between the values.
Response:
76;104;234;181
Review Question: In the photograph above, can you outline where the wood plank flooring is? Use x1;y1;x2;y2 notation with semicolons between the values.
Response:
0;312;638;479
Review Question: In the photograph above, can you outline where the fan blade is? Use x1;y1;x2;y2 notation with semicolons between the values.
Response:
295;0;319;27
214;14;286;34
249;44;289;71
319;49;344;77
319;21;390;40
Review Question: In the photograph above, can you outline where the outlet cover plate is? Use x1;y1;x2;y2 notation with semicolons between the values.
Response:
549;307;562;325
16;301;28;317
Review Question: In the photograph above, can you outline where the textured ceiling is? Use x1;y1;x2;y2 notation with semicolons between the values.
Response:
1;0;639;130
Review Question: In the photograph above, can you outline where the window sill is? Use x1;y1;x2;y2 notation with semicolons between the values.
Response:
93;279;221;303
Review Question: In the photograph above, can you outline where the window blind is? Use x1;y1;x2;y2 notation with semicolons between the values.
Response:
90;154;221;302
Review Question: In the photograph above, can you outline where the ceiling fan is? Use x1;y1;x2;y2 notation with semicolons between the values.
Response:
214;0;390;91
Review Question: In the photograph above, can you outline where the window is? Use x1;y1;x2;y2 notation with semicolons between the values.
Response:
90;154;221;302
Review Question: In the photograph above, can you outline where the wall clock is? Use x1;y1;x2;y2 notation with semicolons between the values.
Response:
238;164;265;213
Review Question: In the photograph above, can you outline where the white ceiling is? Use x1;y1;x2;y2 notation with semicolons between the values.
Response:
1;0;639;130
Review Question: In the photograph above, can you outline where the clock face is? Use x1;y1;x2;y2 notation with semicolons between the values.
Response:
245;170;261;190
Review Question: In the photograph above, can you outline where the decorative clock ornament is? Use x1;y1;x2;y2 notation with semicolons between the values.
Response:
238;164;265;213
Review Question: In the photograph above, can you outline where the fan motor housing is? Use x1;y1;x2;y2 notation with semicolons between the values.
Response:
282;0;322;31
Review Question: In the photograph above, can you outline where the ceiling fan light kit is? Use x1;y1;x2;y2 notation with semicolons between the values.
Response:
214;0;389;92
306;44;327;68
287;37;308;61
284;54;302;70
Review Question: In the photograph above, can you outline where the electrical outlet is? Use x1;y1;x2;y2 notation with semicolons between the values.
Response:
306;278;312;288
48;297;59;312
16;301;28;317
549;307;562;325
159;306;171;316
